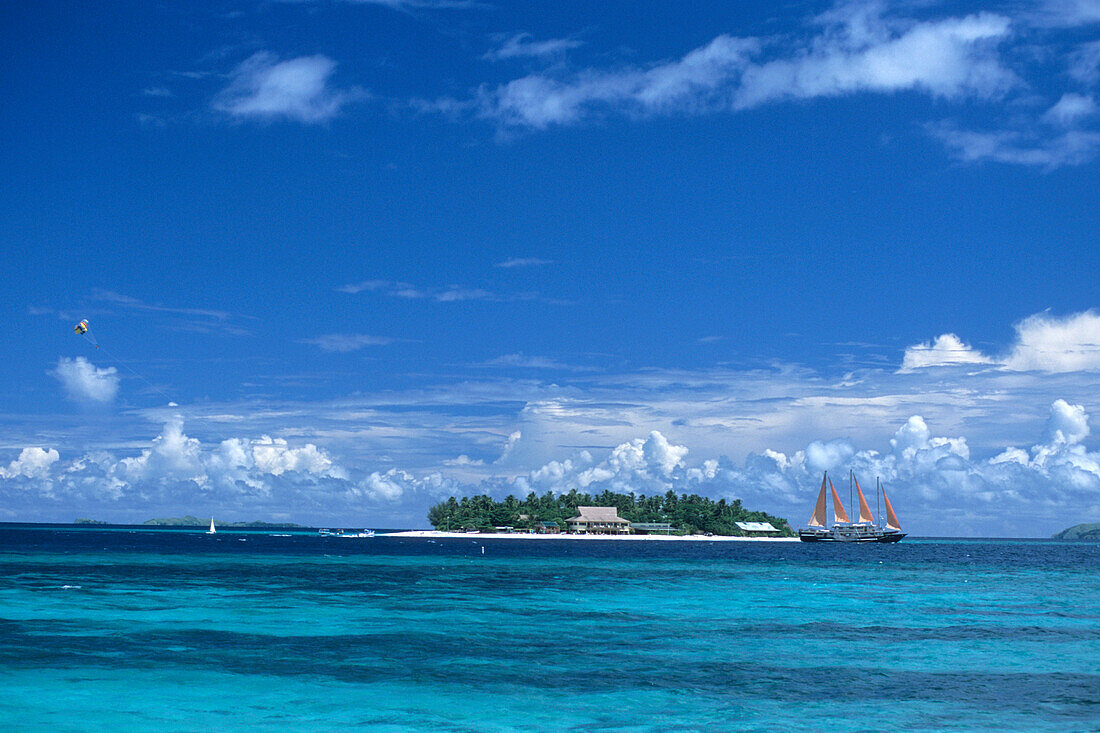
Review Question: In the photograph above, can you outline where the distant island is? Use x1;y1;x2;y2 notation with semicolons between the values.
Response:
427;490;793;537
1052;523;1100;540
76;517;307;528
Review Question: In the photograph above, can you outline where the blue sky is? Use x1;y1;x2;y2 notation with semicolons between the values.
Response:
3;0;1100;535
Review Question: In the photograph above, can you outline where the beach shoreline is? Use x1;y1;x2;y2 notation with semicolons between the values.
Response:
382;530;799;542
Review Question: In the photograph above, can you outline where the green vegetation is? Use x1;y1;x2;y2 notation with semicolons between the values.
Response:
74;518;108;525
1052;522;1100;540
427;489;793;536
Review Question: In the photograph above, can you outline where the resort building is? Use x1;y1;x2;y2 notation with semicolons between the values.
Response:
735;521;781;537
629;522;675;535
566;506;632;535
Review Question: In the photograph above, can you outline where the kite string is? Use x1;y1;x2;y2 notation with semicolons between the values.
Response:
93;342;177;406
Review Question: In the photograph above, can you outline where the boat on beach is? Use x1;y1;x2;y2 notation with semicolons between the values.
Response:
318;528;374;538
799;471;905;543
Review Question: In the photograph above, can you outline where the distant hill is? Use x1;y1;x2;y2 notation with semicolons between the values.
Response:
1052;523;1100;540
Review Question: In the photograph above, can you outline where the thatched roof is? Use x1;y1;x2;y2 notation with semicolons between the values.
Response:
567;506;629;524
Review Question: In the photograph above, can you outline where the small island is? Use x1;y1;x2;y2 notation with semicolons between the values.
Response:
1052;523;1100;541
142;516;308;528
426;489;793;537
71;516;308;529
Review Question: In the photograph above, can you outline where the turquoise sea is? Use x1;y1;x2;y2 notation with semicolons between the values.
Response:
1;526;1097;732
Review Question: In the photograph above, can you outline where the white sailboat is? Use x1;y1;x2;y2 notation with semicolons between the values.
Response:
206;517;216;535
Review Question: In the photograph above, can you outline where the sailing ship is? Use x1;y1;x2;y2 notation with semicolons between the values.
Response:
798;471;905;543
206;517;216;535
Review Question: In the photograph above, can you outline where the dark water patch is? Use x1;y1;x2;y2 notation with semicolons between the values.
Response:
3;623;1098;714
725;621;1100;642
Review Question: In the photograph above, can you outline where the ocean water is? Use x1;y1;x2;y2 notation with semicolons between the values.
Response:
1;527;1097;732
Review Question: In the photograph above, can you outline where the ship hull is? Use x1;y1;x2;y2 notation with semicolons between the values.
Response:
799;529;906;543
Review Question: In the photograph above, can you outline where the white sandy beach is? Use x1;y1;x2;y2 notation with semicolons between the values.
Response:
383;530;799;542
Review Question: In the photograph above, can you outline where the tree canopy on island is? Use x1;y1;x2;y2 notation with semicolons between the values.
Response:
427;489;793;536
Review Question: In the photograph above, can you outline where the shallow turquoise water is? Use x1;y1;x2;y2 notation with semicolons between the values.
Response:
1;528;1097;731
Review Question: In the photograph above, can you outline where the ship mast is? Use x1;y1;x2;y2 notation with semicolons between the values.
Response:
876;477;881;530
849;469;854;521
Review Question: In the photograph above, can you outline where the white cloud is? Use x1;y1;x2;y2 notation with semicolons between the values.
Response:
485;34;583;61
61;419;346;497
1043;93;1098;127
1029;0;1100;27
4;392;1100;535
1004;311;1100;372
804;439;857;474
495;257;554;268
301;334;394;352
443;454;484;466
212;52;361;123
734;10;1014;109
478;35;760;128
929;123;1100;169
1069;40;1100;83
52;357;120;403
901;333;993;371
116;418;207;486
903;310;1100;373
517;431;689;495
0;447;60;480
473;6;1013;129
495;430;522;464
344;0;479;9
490;398;1100;536
482;354;596;372
251;435;338;477
336;280;391;294
338;279;496;302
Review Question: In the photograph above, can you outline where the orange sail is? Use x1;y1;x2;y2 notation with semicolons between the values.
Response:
854;475;874;524
807;473;828;527
829;478;850;524
882;484;902;531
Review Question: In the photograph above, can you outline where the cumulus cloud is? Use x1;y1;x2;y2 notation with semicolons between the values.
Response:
0;447;60;480
52;357;120;403
1005;311;1100;372
489;397;1100;536
515;431;689;495
3;398;1099;535
443;455;484;466
900;333;993;371
23;418;346;499
902;310;1100;373
0;417;463;524
212;52;362;123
